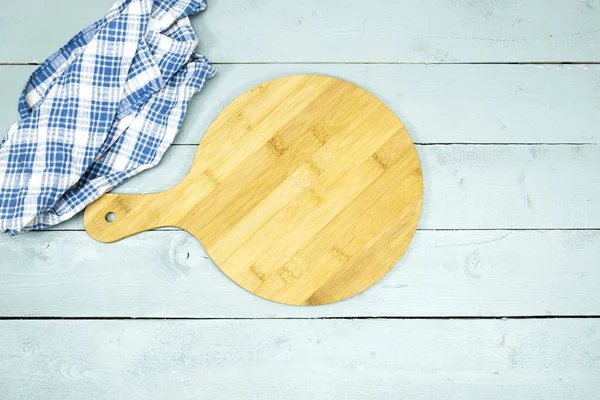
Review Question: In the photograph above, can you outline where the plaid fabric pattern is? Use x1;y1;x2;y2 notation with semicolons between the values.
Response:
0;0;215;235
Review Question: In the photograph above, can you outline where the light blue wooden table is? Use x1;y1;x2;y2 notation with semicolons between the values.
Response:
1;1;600;398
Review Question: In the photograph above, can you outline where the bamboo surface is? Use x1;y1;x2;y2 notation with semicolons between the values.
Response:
84;75;423;305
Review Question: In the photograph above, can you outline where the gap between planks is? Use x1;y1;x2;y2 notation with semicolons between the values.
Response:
1;316;600;321
167;143;600;146
45;228;600;232
2;62;600;66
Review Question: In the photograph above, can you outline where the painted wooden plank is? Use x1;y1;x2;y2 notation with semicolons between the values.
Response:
1;0;600;63
177;64;600;145
36;144;600;231
0;66;32;135
3;64;598;145
0;1;113;64
0;319;598;399
1;230;599;317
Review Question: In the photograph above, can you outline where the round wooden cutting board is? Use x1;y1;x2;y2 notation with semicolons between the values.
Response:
84;75;423;306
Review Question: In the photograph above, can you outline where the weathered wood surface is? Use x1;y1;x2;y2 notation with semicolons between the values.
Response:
29;145;599;231
1;0;600;63
1;1;599;398
1;230;599;317
2;64;599;145
0;319;599;399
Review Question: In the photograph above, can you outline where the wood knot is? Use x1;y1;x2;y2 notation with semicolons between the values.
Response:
372;153;389;169
307;160;324;176
267;135;288;155
278;266;298;284
332;246;351;262
250;84;265;93
277;258;306;284
372;135;407;170
305;188;324;203
236;112;253;131
304;292;323;306
202;169;220;186
249;264;266;282
310;122;329;145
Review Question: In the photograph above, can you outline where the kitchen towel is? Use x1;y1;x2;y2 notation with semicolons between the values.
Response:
0;0;215;236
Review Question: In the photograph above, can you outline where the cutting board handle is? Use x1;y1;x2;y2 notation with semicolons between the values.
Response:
84;192;174;243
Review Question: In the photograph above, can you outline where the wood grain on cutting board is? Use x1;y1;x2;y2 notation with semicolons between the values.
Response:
84;75;423;305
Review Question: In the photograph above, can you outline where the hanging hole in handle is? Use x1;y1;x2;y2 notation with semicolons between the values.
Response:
105;212;117;223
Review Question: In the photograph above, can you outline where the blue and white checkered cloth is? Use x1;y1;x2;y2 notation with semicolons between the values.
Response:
0;0;215;236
